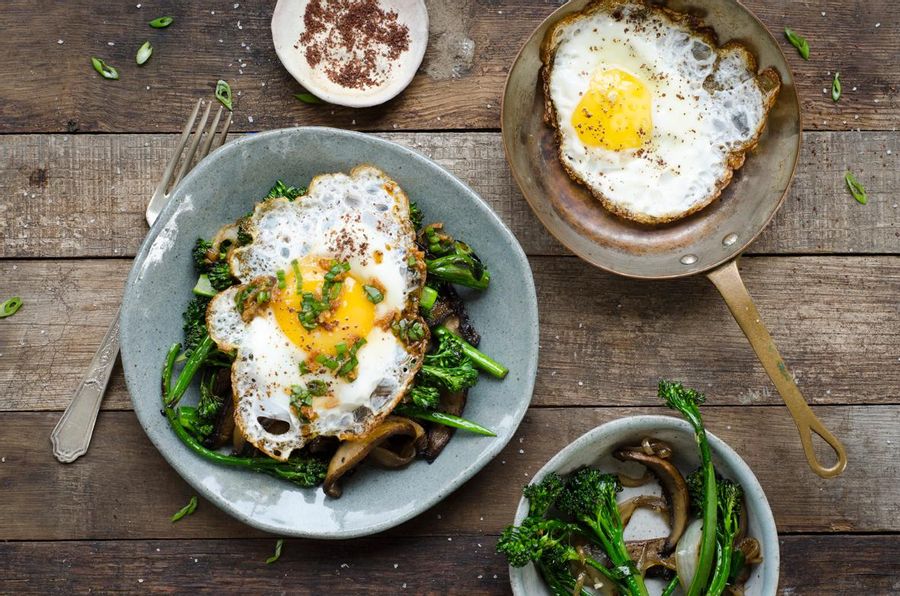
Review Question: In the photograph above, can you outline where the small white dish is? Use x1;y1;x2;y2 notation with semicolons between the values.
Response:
272;0;428;108
508;415;779;596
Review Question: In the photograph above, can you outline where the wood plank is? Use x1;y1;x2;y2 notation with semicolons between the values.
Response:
0;535;896;594
0;1;895;132
0;132;897;259
0;406;896;540
1;256;897;412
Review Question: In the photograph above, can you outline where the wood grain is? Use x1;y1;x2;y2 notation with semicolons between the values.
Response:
0;1;895;132
1;256;896;412
0;406;896;540
0;132;897;259
0;535;897;594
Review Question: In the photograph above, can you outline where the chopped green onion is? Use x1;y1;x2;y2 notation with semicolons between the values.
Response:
276;269;286;290
844;172;868;204
136;41;153;65
784;28;809;60
324;261;350;281
256;290;270;303
316;354;339;370
832;72;841;102
90;57;119;80
149;16;174;28
0;297;23;319
294;92;323;104
337;356;358;377
363;284;384;304
335;342;347;358
395;406;496;436
350;338;366;355
291;259;302;293
266;538;284;564
407;255;417;267
192;274;216;297
298;360;309;375
170;496;198;522
215;79;233;111
420;286;438;311
307;380;328;395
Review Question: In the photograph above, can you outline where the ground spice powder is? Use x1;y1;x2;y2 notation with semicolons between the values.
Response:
296;0;411;90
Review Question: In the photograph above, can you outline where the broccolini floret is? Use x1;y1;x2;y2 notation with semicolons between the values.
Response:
557;469;649;596
182;296;211;356
193;238;214;268
206;261;234;291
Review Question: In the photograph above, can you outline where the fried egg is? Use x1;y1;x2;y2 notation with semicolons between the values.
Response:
542;0;781;224
206;165;427;461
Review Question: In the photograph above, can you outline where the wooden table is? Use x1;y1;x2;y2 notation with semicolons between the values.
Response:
1;1;897;592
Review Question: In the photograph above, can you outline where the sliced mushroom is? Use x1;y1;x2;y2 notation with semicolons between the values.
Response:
324;416;425;498
204;368;236;449
626;537;676;575
614;442;690;551
619;495;669;528
422;285;480;345
618;470;655;488
423;389;468;462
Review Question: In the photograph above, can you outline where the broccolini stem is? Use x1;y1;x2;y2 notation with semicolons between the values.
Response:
707;541;733;596
433;326;508;379
395;405;496;436
163;405;322;486
162;342;180;399
166;335;214;407
661;576;680;596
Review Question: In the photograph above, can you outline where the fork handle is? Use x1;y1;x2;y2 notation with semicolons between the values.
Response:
50;308;121;463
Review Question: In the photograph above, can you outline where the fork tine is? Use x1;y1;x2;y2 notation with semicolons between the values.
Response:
171;101;212;189
196;106;224;162
149;98;201;201
213;110;233;150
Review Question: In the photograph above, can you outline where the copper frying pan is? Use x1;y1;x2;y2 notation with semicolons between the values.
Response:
501;0;847;477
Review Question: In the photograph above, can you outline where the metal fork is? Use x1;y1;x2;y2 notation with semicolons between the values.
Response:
50;99;232;463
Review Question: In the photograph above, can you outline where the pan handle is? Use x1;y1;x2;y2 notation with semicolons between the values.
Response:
707;259;847;478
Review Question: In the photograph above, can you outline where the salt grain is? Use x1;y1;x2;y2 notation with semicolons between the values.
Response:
393;563;398;569
57;39;64;44
107;41;115;46
237;20;243;29
248;116;254;123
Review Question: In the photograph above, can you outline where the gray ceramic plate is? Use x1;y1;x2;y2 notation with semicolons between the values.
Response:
509;416;779;595
120;127;539;538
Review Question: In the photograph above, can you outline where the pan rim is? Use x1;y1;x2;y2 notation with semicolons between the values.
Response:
500;0;803;280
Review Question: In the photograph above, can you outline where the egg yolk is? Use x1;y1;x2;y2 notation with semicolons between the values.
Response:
572;68;652;151
271;260;375;357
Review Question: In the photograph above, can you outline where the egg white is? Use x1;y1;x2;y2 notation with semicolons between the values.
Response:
206;165;426;461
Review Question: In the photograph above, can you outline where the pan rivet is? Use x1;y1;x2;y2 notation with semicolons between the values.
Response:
680;254;698;265
722;233;738;246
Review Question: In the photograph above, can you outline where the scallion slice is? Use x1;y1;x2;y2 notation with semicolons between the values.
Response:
215;79;233;111
136;41;153;65
91;57;119;80
149;16;174;28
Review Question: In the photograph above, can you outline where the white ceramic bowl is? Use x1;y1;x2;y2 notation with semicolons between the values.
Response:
272;0;429;108
508;415;779;595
